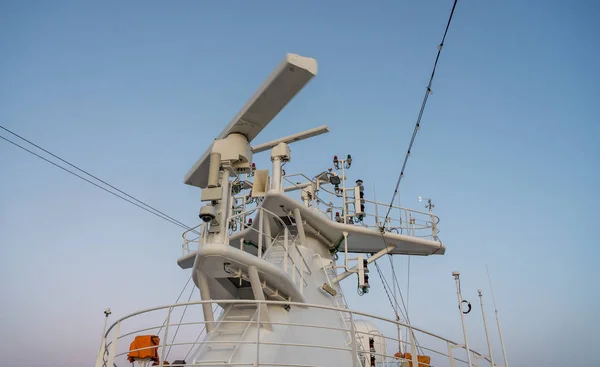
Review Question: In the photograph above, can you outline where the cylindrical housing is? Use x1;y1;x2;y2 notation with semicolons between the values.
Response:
207;152;221;188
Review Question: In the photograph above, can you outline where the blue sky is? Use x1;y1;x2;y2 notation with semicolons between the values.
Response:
1;0;599;366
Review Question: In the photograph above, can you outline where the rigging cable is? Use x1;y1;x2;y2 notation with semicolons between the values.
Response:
373;259;424;355
383;0;458;223
184;304;222;361
372;0;459;348
166;283;196;360
156;275;193;335
1;127;221;359
0;127;194;231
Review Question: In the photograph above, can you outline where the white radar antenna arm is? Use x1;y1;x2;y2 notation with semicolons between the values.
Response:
184;53;318;189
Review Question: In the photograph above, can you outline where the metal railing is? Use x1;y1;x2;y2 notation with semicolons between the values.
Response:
181;206;312;294
96;299;491;367
282;172;440;241
182;174;440;261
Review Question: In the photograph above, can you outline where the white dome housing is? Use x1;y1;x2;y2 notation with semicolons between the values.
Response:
353;320;389;366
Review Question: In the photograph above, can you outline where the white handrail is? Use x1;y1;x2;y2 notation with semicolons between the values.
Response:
98;299;491;367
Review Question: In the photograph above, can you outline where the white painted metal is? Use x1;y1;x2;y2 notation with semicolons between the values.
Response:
454;272;473;367
98;299;492;367
195;269;215;333
478;289;496;366
251;125;330;153
271;156;282;192
94;309;111;367
95;52;502;367
207;152;221;188
258;210;264;258
353;320;387;365
106;321;119;367
332;244;396;284
496;316;509;367
184;53;317;188
248;266;271;331
487;266;509;367
447;341;457;367
409;329;419;367
293;208;307;247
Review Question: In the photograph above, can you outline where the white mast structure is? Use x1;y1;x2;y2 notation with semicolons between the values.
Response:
478;289;496;367
95;53;501;367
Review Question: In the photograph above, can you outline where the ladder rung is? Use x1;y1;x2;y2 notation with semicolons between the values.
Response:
207;346;235;351
232;304;257;309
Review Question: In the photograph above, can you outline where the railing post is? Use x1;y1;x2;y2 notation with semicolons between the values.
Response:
349;311;359;367
264;212;272;251
258;209;264;258
106;321;120;367
255;300;261;367
242;190;247;223
430;211;438;239
300;267;305;294
291;239;297;285
283;228;289;273
159;306;172;367
409;328;418;367
95;309;111;367
94;337;107;367
447;342;456;367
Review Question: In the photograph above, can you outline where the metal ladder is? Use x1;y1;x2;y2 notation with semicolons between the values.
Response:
193;303;258;366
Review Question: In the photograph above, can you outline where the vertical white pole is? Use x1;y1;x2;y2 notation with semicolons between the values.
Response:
374;184;380;228
453;272;473;367
264;212;272;251
217;169;230;243
447;342;457;367
271;157;282;192
478;290;496;366
409;328;418;366
94;310;110;367
396;314;403;355
242;180;247;224
159;307;172;367
248;266;271;330
487;265;509;367
258;209;263;258
197;270;215;333
350;311;359;367
496;314;509;367
341;160;347;224
207;152;221;188
106;321;120;367
284;227;289;273
256;300;261;366
293;208;307;246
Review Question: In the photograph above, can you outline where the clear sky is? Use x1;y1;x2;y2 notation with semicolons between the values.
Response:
1;0;599;366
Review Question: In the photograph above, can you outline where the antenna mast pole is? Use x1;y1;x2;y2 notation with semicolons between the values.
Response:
487;265;509;367
478;289;496;366
453;272;473;367
94;308;111;367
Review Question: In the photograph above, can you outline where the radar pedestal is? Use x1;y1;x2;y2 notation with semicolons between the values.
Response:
183;53;319;331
